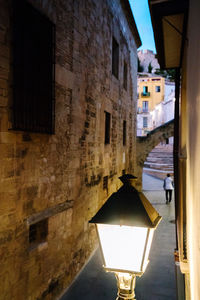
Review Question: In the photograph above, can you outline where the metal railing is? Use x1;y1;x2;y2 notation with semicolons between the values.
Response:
141;92;150;97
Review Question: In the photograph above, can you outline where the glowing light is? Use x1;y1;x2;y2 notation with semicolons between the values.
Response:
97;224;153;273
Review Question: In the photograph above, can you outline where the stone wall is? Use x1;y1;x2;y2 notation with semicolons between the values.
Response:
0;0;138;299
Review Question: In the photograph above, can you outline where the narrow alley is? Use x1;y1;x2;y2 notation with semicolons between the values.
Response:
60;174;176;300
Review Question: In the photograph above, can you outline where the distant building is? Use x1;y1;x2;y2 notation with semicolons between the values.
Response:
138;49;160;73
137;73;175;136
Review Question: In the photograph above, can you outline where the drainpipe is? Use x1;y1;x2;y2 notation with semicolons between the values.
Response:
174;67;180;251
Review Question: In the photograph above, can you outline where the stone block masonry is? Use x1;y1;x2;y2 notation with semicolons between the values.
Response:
0;0;139;299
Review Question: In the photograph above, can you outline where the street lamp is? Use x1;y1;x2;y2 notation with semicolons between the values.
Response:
89;174;162;300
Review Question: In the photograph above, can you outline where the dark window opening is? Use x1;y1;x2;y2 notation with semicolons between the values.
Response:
166;138;169;144
143;86;148;93
123;61;127;90
156;86;161;92
112;37;119;79
105;111;111;144
123;120;126;146
13;0;55;133
122;169;126;175
29;219;48;247
103;176;108;190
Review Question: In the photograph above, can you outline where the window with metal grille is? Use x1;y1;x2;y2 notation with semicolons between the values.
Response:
29;219;48;247
13;0;55;133
123;120;126;146
103;176;108;190
112;37;119;79
143;117;148;128
105;111;111;144
123;61;127;90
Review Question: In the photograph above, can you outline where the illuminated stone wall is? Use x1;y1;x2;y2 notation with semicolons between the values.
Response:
0;0;138;299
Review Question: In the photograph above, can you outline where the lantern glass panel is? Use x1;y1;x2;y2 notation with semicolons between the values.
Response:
97;224;149;273
141;229;154;272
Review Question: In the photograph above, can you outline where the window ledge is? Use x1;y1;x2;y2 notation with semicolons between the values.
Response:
29;241;48;252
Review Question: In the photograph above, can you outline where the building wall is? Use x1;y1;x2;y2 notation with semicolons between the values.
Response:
0;0;138;299
184;0;200;299
137;75;174;136
137;75;165;112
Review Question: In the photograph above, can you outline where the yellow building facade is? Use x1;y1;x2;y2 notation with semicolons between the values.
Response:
137;75;165;135
138;75;165;112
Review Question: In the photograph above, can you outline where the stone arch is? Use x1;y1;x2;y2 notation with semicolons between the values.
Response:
136;119;174;186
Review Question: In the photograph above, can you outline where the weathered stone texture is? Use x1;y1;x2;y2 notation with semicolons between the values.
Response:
0;0;138;299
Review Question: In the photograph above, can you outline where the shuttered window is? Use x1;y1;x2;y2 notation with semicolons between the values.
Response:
143;117;148;128
13;0;55;133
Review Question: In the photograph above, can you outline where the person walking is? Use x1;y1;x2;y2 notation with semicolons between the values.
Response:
163;174;174;204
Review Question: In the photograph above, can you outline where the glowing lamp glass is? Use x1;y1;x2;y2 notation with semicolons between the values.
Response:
97;223;155;273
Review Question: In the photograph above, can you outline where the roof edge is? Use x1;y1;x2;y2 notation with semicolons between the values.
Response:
121;0;142;48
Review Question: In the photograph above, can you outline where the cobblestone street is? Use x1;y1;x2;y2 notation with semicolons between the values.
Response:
60;173;176;300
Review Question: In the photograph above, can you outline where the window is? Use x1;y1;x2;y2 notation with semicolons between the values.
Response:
103;176;108;190
29;219;48;248
142;86;150;97
143;86;148;93
143;117;148;128
105;111;111;144
123;120;126;146
112;37;119;78
156;86;161;92
142;101;149;112
123;61;127;90
13;0;55;133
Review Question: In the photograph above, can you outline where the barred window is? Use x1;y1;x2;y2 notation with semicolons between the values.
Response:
13;0;55;133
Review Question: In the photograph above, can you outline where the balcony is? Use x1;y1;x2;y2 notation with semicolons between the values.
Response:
141;92;150;97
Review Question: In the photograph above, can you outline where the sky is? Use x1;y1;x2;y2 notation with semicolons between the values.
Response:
129;0;156;53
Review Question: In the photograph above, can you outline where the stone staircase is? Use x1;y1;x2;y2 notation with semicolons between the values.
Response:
143;143;174;180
